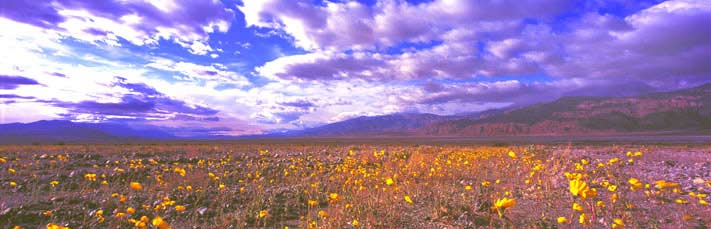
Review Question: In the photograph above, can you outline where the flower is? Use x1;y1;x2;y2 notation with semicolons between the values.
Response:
654;180;680;190
329;193;340;202
557;216;568;224
127;207;136;214
43;211;53;217
9;181;17;188
572;203;583;212
492;197;516;217
404;195;414;204
385;178;395;186
352;219;360;227
596;201;605;208
46;223;69;229
308;200;318;207
173;168;186;177
607;185;617;192
465;185;472;191
612;218;624;228
175;205;186;212
507;151;517;159
581;188;598;199
318;210;328;218
569;179;589;198
628;178;643;191
130;182;143;191
579;213;589;225
8;168;16;174
258;210;268;218
84;173;97;181
494;198;516;209
152;216;170;229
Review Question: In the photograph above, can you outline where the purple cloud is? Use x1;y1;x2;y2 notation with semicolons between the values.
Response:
1;0;234;54
0;1;65;29
0;75;39;89
49;77;218;121
240;0;572;50
0;94;35;99
278;99;316;109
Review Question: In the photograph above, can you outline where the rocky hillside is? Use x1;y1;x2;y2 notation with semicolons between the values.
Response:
419;83;711;136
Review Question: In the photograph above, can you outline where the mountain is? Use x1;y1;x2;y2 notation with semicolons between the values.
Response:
285;113;456;136
2;84;709;142
0;120;174;144
419;83;711;136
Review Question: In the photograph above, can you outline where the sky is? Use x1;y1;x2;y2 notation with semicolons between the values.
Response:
0;0;709;136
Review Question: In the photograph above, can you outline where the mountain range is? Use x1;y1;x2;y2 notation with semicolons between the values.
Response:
283;83;711;137
1;83;709;143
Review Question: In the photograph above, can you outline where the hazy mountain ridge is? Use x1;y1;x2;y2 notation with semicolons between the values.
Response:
0;120;174;144
1;84;709;143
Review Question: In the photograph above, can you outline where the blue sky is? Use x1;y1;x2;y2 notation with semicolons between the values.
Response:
0;0;709;136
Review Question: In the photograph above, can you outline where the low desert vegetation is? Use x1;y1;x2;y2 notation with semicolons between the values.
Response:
0;143;709;228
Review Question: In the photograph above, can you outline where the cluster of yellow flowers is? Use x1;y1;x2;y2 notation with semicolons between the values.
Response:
1;145;709;228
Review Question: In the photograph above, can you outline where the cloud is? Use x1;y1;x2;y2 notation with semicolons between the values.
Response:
248;0;710;104
145;57;250;84
0;0;234;55
0;75;40;89
48;77;219;122
540;0;711;87
0;94;35;99
239;0;571;51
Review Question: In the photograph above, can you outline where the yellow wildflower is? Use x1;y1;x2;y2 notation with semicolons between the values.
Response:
404;195;414;204
152;216;170;229
130;182;143;191
628;178;642;191
569;179;589;198
318;210;328;218
385;178;395;186
492;197;516;217
612;218;624;228
572;202;583;212
308;200;318;207
579;213;589;225
557;216;568;224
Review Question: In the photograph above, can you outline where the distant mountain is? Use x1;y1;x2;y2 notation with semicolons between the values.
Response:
279;113;457;136
420;83;711;136
0;120;174;144
2;84;709;143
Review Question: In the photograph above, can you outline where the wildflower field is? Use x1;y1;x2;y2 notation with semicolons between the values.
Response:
1;143;710;228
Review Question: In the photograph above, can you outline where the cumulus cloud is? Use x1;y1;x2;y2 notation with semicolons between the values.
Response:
246;0;711;105
0;0;234;54
240;0;570;51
